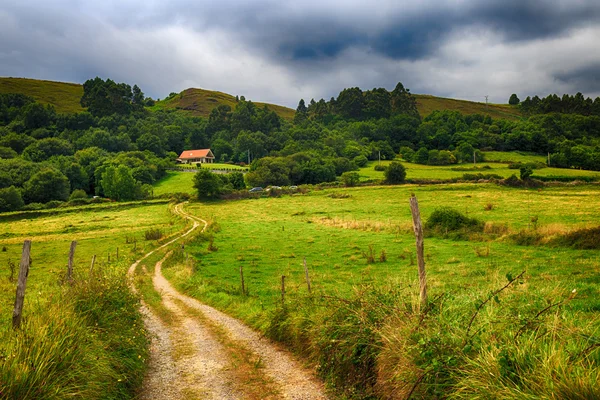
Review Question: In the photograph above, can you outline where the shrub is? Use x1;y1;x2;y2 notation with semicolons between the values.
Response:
551;226;600;249
510;229;544;245
520;166;533;180
144;228;163;240
462;173;502;181
353;155;368;167
340;171;360;187
373;164;387;171
384;162;406;184
0;185;24;212
425;207;484;237
69;189;88;201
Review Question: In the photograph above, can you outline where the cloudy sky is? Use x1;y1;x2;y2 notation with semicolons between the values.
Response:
1;0;599;108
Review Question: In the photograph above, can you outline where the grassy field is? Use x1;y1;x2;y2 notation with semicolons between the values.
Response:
414;94;523;120
161;183;599;397
151;88;295;121
482;151;547;163
0;77;85;114
360;160;600;181
0;201;188;398
177;162;249;171
154;171;196;195
0;201;185;303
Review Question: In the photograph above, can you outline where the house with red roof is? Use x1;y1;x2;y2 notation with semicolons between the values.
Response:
177;149;215;164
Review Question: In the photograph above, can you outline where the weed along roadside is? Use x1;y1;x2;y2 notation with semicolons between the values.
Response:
156;183;600;399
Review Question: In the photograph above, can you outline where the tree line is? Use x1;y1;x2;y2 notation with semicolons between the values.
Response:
1;77;600;210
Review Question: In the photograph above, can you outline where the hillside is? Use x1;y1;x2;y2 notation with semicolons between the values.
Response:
0;77;85;114
151;88;296;121
414;94;523;120
0;77;522;121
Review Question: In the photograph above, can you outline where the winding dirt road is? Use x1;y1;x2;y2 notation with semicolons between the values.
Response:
128;203;328;400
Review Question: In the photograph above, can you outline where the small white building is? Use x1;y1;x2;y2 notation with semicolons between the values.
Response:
177;149;215;164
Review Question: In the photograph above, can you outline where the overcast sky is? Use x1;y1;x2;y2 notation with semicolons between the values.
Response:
1;0;599;108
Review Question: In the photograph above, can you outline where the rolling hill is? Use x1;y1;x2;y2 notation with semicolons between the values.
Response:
0;77;84;114
150;88;296;120
414;94;523;120
0;77;522;121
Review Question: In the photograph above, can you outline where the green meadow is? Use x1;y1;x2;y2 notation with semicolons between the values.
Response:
154;168;600;398
0;201;187;399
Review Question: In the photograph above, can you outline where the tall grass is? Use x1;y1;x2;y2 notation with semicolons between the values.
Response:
0;265;148;399
258;276;599;399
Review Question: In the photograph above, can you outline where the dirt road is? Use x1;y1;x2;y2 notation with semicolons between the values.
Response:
128;203;328;400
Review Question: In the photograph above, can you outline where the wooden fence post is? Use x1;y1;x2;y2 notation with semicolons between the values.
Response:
89;255;96;275
240;265;245;296
304;257;311;294
116;247;119;260
67;241;77;282
12;240;32;329
281;275;286;305
409;195;428;311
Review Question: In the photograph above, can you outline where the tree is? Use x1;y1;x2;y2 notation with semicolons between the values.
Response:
336;87;364;120
509;94;520;105
294;99;308;124
22;138;74;162
390;82;419;118
23;168;70;203
193;169;222;199
101;165;138;201
384;162;406;184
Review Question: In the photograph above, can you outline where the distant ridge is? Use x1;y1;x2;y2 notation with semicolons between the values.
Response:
0;77;522;120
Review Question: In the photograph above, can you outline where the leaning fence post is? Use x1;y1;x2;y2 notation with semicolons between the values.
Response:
67;241;77;282
240;265;246;296
89;255;96;275
13;240;32;329
304;257;311;294
409;195;428;311
281;275;286;305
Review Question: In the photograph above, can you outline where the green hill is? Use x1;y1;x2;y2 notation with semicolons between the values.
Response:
0;77;84;114
151;88;296;121
414;94;523;120
1;77;522;121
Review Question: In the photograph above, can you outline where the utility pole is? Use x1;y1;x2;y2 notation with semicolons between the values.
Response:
378;150;381;166
485;95;489;113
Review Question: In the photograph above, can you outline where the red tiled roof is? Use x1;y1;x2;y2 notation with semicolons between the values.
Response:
178;149;214;159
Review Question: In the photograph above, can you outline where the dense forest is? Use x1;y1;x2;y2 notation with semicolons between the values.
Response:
1;77;599;211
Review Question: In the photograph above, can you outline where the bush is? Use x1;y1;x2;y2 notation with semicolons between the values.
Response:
69;189;88;201
384;162;406;184
510;229;544;246
425;207;484;237
462;173;502;181
340;171;360;187
373;164;387;171
44;200;64;209
144;228;163;240
353;155;368;168
0;185;24;212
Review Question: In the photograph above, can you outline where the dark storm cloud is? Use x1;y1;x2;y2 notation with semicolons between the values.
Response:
1;0;600;106
555;64;600;95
